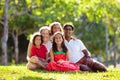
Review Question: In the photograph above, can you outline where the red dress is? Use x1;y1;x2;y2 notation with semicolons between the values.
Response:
31;44;47;59
46;51;79;72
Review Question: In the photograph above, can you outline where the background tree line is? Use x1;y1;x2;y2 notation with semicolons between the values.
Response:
0;0;120;67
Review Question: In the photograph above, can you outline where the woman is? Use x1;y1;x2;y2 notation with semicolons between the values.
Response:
26;32;48;69
49;22;63;36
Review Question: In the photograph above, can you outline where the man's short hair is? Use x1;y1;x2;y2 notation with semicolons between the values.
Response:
63;23;74;30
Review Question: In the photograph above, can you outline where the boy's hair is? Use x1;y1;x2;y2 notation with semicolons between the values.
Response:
52;32;67;53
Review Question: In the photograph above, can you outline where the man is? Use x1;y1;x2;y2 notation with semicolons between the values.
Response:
63;23;107;72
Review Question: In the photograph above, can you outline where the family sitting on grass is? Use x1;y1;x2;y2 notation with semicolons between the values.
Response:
26;22;107;72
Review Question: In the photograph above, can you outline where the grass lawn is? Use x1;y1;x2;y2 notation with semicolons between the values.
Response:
0;64;120;80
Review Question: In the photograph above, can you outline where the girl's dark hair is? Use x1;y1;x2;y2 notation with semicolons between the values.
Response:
52;32;67;53
32;32;43;46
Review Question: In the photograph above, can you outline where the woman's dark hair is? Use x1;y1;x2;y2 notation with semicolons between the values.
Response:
32;32;43;46
52;32;67;53
49;22;63;35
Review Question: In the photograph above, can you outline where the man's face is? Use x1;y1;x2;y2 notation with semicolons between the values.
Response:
64;26;73;38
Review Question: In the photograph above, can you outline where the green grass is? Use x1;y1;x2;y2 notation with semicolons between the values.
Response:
0;64;120;80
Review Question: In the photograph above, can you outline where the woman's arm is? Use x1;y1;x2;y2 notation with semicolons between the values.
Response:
49;48;54;61
27;42;33;61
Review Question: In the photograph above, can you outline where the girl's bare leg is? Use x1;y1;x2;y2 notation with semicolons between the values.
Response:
26;62;37;70
30;56;45;68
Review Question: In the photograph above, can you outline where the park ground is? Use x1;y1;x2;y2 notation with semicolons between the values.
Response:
0;64;120;80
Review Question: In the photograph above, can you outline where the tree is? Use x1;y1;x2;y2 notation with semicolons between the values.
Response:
1;0;9;65
103;0;120;67
8;0;37;63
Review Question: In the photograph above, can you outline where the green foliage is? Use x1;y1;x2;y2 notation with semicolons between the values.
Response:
0;65;120;80
0;0;4;17
1;0;120;62
73;0;120;57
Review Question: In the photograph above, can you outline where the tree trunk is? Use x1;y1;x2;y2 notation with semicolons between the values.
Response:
1;0;9;65
12;30;19;64
105;25;109;66
113;30;117;67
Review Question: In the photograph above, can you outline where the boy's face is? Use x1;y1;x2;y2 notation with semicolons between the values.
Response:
35;36;41;46
64;26;73;38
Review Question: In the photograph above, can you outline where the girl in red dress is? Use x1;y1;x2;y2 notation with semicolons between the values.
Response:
27;32;48;69
46;32;79;72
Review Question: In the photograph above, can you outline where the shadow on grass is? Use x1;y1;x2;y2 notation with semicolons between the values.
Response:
30;68;84;74
32;69;106;74
19;76;55;80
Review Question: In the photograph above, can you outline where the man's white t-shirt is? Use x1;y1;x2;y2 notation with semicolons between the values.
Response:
65;39;90;63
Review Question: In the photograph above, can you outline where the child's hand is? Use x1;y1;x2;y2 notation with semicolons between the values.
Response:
57;60;65;64
41;59;46;61
46;57;51;62
38;58;46;62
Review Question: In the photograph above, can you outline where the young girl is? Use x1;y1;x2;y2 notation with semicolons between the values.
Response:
26;32;48;69
27;26;52;69
45;32;79;72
